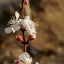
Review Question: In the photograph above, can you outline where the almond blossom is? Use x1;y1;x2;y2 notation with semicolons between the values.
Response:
14;52;39;64
4;11;37;39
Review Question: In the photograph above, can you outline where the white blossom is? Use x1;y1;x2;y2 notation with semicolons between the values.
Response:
35;62;39;64
19;16;37;35
5;11;37;39
14;52;39;64
19;52;32;64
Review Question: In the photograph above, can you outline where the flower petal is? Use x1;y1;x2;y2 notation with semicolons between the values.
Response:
12;28;15;33
15;11;20;20
4;27;12;33
11;23;21;32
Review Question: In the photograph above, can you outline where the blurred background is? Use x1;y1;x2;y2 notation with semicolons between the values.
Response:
0;0;64;64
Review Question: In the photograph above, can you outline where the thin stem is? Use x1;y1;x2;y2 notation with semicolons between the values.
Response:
21;0;27;52
24;44;27;52
22;30;25;42
21;0;24;19
22;30;27;52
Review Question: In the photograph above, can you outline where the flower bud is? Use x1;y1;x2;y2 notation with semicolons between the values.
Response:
24;0;28;5
28;35;34;41
16;35;23;42
27;34;36;42
14;60;20;64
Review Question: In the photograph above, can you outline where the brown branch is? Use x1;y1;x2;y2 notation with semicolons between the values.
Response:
25;0;31;17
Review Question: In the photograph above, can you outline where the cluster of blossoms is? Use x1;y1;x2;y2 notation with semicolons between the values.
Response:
14;52;39;64
4;11;39;64
4;0;39;64
5;11;37;43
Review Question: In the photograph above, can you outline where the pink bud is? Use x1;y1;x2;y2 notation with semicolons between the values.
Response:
16;35;23;42
27;34;36;42
24;0;28;5
29;35;34;41
14;60;20;64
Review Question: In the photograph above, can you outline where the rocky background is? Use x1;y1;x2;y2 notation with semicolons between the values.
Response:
0;0;64;64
